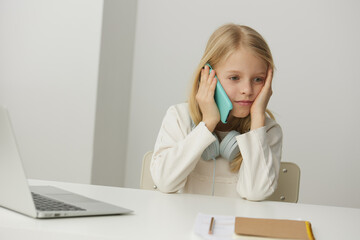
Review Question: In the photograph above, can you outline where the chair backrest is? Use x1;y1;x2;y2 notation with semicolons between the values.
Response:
266;162;300;203
140;151;300;203
140;151;157;190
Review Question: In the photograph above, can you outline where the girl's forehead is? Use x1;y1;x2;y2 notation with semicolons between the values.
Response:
217;48;267;72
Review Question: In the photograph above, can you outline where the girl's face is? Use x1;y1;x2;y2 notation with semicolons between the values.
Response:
215;48;268;118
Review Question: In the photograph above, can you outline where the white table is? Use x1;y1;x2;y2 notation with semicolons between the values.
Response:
0;179;359;239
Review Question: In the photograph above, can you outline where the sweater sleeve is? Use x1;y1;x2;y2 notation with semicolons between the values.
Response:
150;105;216;193
236;119;283;201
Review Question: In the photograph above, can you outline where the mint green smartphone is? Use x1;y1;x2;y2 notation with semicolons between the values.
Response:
205;63;233;123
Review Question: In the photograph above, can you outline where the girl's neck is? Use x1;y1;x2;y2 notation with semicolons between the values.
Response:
215;115;243;132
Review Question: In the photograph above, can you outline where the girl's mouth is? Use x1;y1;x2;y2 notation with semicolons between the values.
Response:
235;100;253;106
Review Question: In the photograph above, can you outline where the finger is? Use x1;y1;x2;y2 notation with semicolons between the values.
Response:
201;65;209;83
200;68;205;83
199;68;210;90
265;67;273;87
198;79;206;95
208;77;217;95
198;67;207;92
207;69;216;84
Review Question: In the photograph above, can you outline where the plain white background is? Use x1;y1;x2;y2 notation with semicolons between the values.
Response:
1;0;359;209
0;0;136;187
0;0;103;183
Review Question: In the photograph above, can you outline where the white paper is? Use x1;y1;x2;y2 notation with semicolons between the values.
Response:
193;213;235;240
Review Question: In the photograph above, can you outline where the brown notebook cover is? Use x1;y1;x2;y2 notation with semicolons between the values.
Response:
235;217;315;240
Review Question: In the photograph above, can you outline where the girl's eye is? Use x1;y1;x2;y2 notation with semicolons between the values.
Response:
230;76;239;81
253;77;264;83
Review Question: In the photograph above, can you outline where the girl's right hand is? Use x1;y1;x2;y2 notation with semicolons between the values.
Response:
195;65;220;132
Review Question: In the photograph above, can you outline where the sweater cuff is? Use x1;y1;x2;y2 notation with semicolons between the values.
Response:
235;126;267;161
189;121;217;151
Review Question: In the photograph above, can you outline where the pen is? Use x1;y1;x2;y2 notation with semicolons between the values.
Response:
208;217;215;235
305;221;315;240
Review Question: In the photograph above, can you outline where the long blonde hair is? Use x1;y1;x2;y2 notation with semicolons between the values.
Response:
188;23;275;172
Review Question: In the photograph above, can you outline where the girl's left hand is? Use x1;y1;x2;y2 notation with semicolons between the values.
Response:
250;67;273;117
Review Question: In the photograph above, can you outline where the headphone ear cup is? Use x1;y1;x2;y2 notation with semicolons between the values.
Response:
201;134;220;161
219;130;240;161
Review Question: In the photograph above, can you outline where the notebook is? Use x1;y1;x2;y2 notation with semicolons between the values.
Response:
0;105;133;218
235;217;315;240
193;213;315;240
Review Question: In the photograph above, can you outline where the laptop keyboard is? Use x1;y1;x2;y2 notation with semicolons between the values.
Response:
32;192;85;211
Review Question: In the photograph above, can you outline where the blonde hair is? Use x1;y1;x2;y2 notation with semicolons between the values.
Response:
188;23;275;172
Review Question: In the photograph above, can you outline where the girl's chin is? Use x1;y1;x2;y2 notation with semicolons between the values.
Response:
230;110;250;119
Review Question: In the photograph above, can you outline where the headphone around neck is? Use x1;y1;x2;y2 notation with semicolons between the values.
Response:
191;120;240;161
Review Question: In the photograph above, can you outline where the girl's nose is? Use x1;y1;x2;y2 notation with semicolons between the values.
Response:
240;80;253;95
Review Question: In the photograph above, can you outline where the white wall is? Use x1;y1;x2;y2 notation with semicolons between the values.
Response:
0;0;104;183
125;0;360;208
91;0;137;187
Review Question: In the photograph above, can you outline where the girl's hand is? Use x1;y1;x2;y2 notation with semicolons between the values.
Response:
250;67;273;129
195;65;220;132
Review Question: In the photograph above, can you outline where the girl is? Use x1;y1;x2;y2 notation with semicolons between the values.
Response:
150;23;282;201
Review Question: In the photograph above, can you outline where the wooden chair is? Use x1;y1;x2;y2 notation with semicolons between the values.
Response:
140;151;300;203
140;151;157;190
266;162;300;203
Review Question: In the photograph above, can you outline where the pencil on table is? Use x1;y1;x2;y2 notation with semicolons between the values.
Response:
208;217;215;235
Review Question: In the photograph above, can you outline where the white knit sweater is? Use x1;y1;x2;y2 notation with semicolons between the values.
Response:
150;103;283;201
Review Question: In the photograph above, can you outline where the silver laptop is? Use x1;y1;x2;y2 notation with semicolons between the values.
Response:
0;105;133;218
